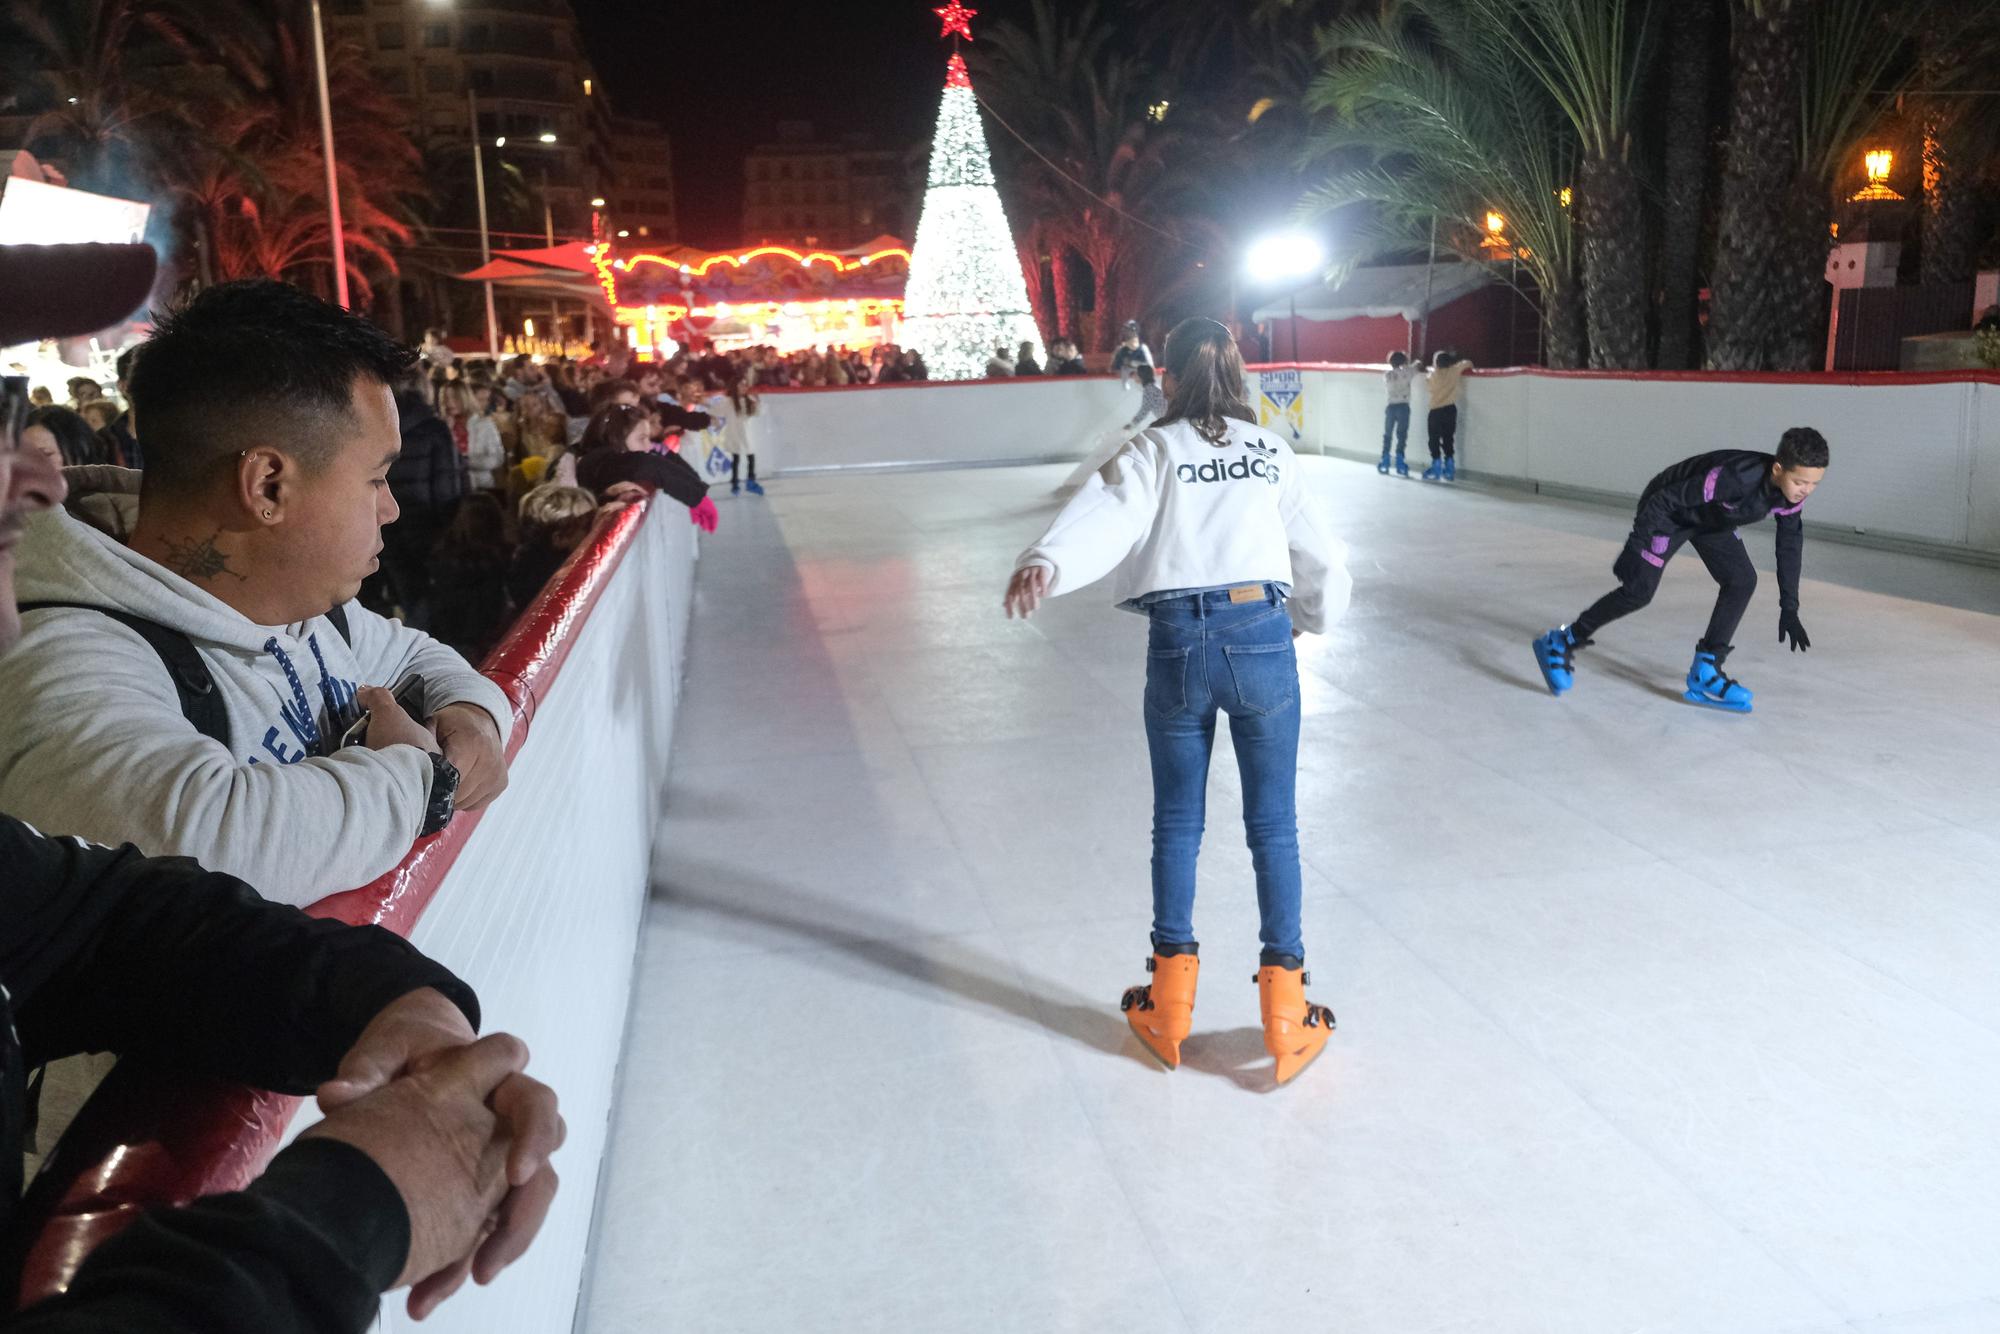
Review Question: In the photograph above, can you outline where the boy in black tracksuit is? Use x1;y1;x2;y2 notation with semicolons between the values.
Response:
1533;427;1830;713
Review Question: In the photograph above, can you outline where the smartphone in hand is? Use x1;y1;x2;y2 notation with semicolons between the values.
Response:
338;674;431;748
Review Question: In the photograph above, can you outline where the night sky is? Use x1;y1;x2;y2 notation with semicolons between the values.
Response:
573;0;1040;248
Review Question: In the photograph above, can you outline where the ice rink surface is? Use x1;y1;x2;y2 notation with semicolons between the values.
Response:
582;457;2000;1334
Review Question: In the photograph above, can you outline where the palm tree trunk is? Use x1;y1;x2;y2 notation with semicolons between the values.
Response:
1050;242;1080;343
1543;273;1587;369
1921;124;1978;285
1918;25;1978;285
1577;149;1649;368
1771;178;1832;370
1018;231;1055;342
1656;0;1717;369
1707;0;1810;371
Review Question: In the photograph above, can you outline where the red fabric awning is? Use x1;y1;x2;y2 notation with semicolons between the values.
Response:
456;257;544;282
492;241;601;274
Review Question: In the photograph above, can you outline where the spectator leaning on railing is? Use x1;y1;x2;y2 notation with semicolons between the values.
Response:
0;241;562;1333
0;279;513;906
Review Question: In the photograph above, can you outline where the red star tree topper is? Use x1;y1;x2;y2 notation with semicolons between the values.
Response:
934;1;977;41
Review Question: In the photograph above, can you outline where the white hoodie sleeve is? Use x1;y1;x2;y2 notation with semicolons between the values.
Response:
1013;433;1164;596
1277;459;1351;635
340;601;515;743
0;611;437;906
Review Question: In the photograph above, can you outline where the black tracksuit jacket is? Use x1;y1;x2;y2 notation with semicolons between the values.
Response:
576;447;710;509
0;816;478;1332
1633;450;1808;612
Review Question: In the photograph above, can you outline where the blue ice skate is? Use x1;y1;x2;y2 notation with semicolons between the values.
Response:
1532;626;1581;696
745;478;765;496
1421;459;1444;482
1395;452;1409;477
1684;648;1753;713
1377;448;1392;475
1442;457;1457;483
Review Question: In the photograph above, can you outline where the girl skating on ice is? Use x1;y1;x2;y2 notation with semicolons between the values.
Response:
1002;318;1352;1086
1532;427;1829;712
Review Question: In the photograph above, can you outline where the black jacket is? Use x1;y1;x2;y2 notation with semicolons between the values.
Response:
1634;449;1807;611
0;816;478;1332
576;448;709;510
388;392;468;520
505;537;569;610
94;413;142;471
654;403;712;435
1052;357;1088;376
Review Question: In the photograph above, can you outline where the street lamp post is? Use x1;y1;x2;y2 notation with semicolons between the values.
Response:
307;0;349;308
469;88;499;358
541;167;561;353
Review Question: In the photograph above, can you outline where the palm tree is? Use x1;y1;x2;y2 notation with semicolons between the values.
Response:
1709;0;1929;369
0;0;249;198
1298;1;1587;366
1464;0;1658;368
1655;0;1720;369
2;0;420;309
1913;1;2000;284
176;5;421;308
975;0;1202;351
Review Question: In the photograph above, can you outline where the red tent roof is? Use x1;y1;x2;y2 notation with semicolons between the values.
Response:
492;241;601;274
456;257;545;282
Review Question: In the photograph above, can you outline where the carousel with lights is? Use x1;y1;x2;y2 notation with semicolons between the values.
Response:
594;237;911;358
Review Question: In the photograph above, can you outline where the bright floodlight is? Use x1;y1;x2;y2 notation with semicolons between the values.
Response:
1245;231;1325;284
539;132;558;144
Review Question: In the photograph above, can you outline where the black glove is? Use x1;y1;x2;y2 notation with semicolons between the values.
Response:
1779;609;1810;652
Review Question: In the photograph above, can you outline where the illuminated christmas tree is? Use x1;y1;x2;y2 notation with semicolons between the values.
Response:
901;7;1041;381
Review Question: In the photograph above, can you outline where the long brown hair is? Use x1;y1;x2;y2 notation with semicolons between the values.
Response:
1153;317;1253;446
577;403;651;457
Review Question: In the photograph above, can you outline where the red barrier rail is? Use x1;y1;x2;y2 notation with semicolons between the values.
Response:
1246;360;2000;387
753;372;1123;395
11;498;656;1308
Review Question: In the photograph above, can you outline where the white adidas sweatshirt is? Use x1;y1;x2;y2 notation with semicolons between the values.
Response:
0;469;514;905
1014;417;1349;633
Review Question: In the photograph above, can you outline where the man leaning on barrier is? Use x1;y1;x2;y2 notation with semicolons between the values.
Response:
0;278;513;904
0;244;561;1331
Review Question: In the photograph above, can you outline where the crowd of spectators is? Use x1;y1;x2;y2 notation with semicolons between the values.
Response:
984;334;1099;379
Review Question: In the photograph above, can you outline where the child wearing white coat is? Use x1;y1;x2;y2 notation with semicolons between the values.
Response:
722;376;765;496
1002;317;1351;1086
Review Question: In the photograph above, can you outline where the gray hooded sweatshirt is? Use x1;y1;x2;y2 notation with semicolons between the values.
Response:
0;468;514;905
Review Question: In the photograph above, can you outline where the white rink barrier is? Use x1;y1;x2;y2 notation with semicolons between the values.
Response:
382;501;695;1333
734;374;1141;473
1248;363;2000;559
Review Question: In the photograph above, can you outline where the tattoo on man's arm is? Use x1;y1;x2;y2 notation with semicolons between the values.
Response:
161;530;247;583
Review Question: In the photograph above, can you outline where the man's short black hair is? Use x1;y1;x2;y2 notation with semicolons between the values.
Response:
1776;426;1829;470
128;280;415;495
114;346;137;383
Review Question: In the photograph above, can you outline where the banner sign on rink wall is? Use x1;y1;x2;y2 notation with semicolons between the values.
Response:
1258;368;1307;442
693;407;734;487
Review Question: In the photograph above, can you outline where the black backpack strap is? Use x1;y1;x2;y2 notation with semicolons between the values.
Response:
325;602;351;646
15;602;231;748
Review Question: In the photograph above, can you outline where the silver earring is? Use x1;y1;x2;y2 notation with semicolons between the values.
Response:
262;508;274;519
